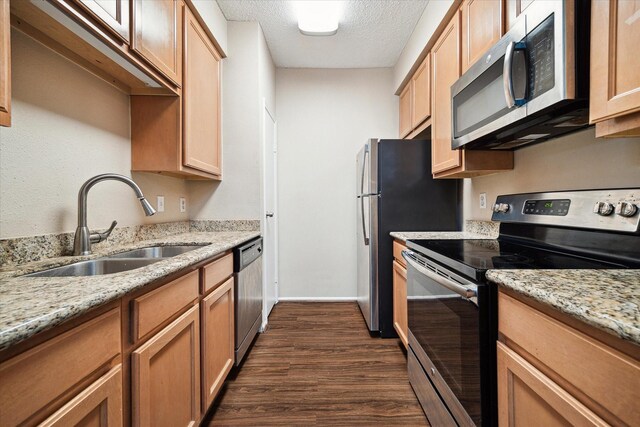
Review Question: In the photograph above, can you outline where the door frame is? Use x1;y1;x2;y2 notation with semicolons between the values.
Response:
261;98;279;331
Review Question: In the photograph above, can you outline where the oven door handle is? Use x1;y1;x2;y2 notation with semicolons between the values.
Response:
402;251;477;300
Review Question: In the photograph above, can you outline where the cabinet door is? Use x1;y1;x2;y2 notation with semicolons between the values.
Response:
132;0;182;86
399;81;413;138
0;0;10;127
201;277;234;411
183;6;222;176
431;11;462;174
590;0;640;123
392;260;408;349
72;0;130;43
132;305;200;427
505;0;536;30
497;342;607;427
461;0;502;73
411;54;431;129
39;365;123;427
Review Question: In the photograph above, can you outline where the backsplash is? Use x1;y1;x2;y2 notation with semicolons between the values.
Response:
0;220;260;267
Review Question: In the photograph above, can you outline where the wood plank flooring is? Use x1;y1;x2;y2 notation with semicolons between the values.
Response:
204;302;429;426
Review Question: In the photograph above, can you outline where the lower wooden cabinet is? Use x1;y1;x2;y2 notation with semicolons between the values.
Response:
497;343;606;427
201;276;234;411
392;260;408;349
498;290;640;426
132;305;201;427
40;364;124;427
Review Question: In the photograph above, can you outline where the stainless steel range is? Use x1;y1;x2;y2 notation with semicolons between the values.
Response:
404;189;640;426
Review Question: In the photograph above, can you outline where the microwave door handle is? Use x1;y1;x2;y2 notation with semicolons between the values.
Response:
503;41;517;108
402;251;477;301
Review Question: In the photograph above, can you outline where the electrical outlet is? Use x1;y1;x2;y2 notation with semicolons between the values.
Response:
179;197;186;213
479;193;487;209
156;196;165;213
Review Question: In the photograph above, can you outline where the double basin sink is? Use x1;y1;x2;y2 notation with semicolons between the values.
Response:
26;245;207;278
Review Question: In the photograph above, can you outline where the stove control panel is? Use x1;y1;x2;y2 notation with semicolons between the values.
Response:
491;189;640;233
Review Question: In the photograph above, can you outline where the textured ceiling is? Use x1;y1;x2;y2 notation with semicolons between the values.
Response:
217;0;429;68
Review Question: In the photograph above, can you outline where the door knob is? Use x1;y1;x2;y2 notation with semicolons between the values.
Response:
266;212;274;218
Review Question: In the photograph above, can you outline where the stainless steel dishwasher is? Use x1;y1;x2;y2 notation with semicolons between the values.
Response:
233;237;263;366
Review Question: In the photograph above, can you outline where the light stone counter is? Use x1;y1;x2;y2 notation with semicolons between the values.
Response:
0;231;260;351
487;269;640;345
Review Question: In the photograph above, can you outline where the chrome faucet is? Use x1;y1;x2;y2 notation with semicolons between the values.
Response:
73;173;156;255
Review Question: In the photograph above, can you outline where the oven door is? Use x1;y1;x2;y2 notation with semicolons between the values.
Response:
403;249;483;426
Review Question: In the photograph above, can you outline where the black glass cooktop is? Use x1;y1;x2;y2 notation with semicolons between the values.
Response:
406;238;637;281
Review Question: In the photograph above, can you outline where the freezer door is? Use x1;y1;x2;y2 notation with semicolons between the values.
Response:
356;142;377;331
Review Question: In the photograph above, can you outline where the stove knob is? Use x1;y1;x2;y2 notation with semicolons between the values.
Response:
497;203;510;213
615;201;638;217
593;201;614;216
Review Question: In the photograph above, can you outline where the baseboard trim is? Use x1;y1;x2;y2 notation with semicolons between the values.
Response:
277;297;357;302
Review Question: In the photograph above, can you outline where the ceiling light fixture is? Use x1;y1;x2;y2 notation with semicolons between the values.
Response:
295;1;342;36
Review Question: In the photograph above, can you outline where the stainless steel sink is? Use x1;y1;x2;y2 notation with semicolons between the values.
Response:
105;245;207;259
25;258;162;277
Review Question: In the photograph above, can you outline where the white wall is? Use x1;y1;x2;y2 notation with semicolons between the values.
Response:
191;0;228;55
276;68;397;299
463;128;640;221
392;0;454;92
189;21;275;221
0;30;188;239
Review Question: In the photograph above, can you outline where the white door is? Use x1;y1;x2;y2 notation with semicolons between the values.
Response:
262;101;278;330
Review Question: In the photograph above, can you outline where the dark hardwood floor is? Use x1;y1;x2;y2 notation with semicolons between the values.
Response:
204;302;429;426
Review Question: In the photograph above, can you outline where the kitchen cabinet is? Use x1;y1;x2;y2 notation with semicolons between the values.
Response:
39;364;123;427
201;276;234;411
505;0;536;31
131;0;182;86
461;0;502;73
498;290;640;426
131;4;222;180
431;9;512;178
590;0;640;138
72;0;129;44
132;305;201;427
0;308;121;426
0;0;10;127
392;240;408;349
398;55;431;139
399;83;413;138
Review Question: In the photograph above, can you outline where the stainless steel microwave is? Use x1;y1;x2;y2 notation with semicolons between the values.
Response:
451;0;590;150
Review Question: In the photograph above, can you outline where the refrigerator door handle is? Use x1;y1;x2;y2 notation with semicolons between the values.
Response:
360;146;370;246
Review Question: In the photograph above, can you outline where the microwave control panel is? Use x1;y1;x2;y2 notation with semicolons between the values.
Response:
527;14;555;99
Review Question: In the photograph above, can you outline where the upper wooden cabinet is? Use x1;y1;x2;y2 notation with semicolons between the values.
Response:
131;0;182;86
183;5;222;176
72;0;129;44
399;83;413;138
430;9;513;178
590;0;640;138
461;0;502;73
505;0;536;31
0;0;10;127
131;4;223;180
398;54;431;138
412;54;431;129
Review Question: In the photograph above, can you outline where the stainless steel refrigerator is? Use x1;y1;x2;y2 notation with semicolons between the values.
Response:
356;139;459;337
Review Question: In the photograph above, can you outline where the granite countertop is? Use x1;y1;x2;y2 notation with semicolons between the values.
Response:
390;231;492;242
487;270;640;345
0;231;260;351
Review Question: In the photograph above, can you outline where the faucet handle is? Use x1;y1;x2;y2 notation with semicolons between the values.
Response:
90;220;117;244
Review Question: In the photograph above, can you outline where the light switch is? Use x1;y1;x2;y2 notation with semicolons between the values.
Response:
156;196;165;213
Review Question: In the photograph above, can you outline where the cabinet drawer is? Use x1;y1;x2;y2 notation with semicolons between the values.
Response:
499;292;640;426
132;270;199;341
202;252;233;295
393;240;407;267
0;308;121;426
